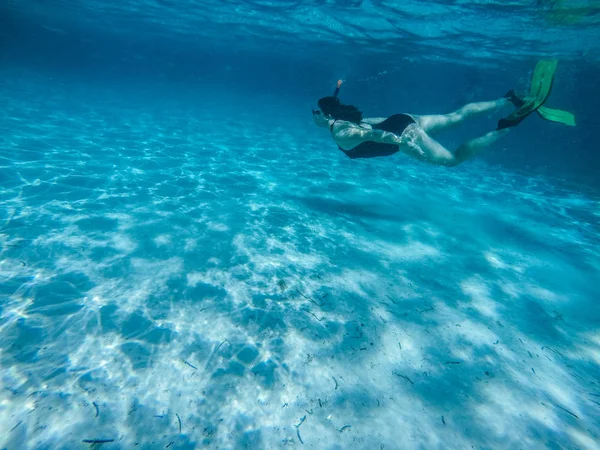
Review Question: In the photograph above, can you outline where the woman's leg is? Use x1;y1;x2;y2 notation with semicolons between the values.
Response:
401;124;509;167
414;98;509;135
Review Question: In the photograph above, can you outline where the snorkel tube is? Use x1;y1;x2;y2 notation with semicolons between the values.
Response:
333;79;343;98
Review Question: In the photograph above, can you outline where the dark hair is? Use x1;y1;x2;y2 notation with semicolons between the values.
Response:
317;96;363;123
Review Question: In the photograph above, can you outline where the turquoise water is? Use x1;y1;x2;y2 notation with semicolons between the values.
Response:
1;2;600;449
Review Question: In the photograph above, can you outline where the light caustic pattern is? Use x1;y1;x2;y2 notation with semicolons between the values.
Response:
0;78;599;449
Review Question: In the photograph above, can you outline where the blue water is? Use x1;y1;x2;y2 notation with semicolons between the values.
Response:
1;1;600;449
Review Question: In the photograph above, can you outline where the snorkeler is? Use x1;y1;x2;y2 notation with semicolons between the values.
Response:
313;61;575;166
